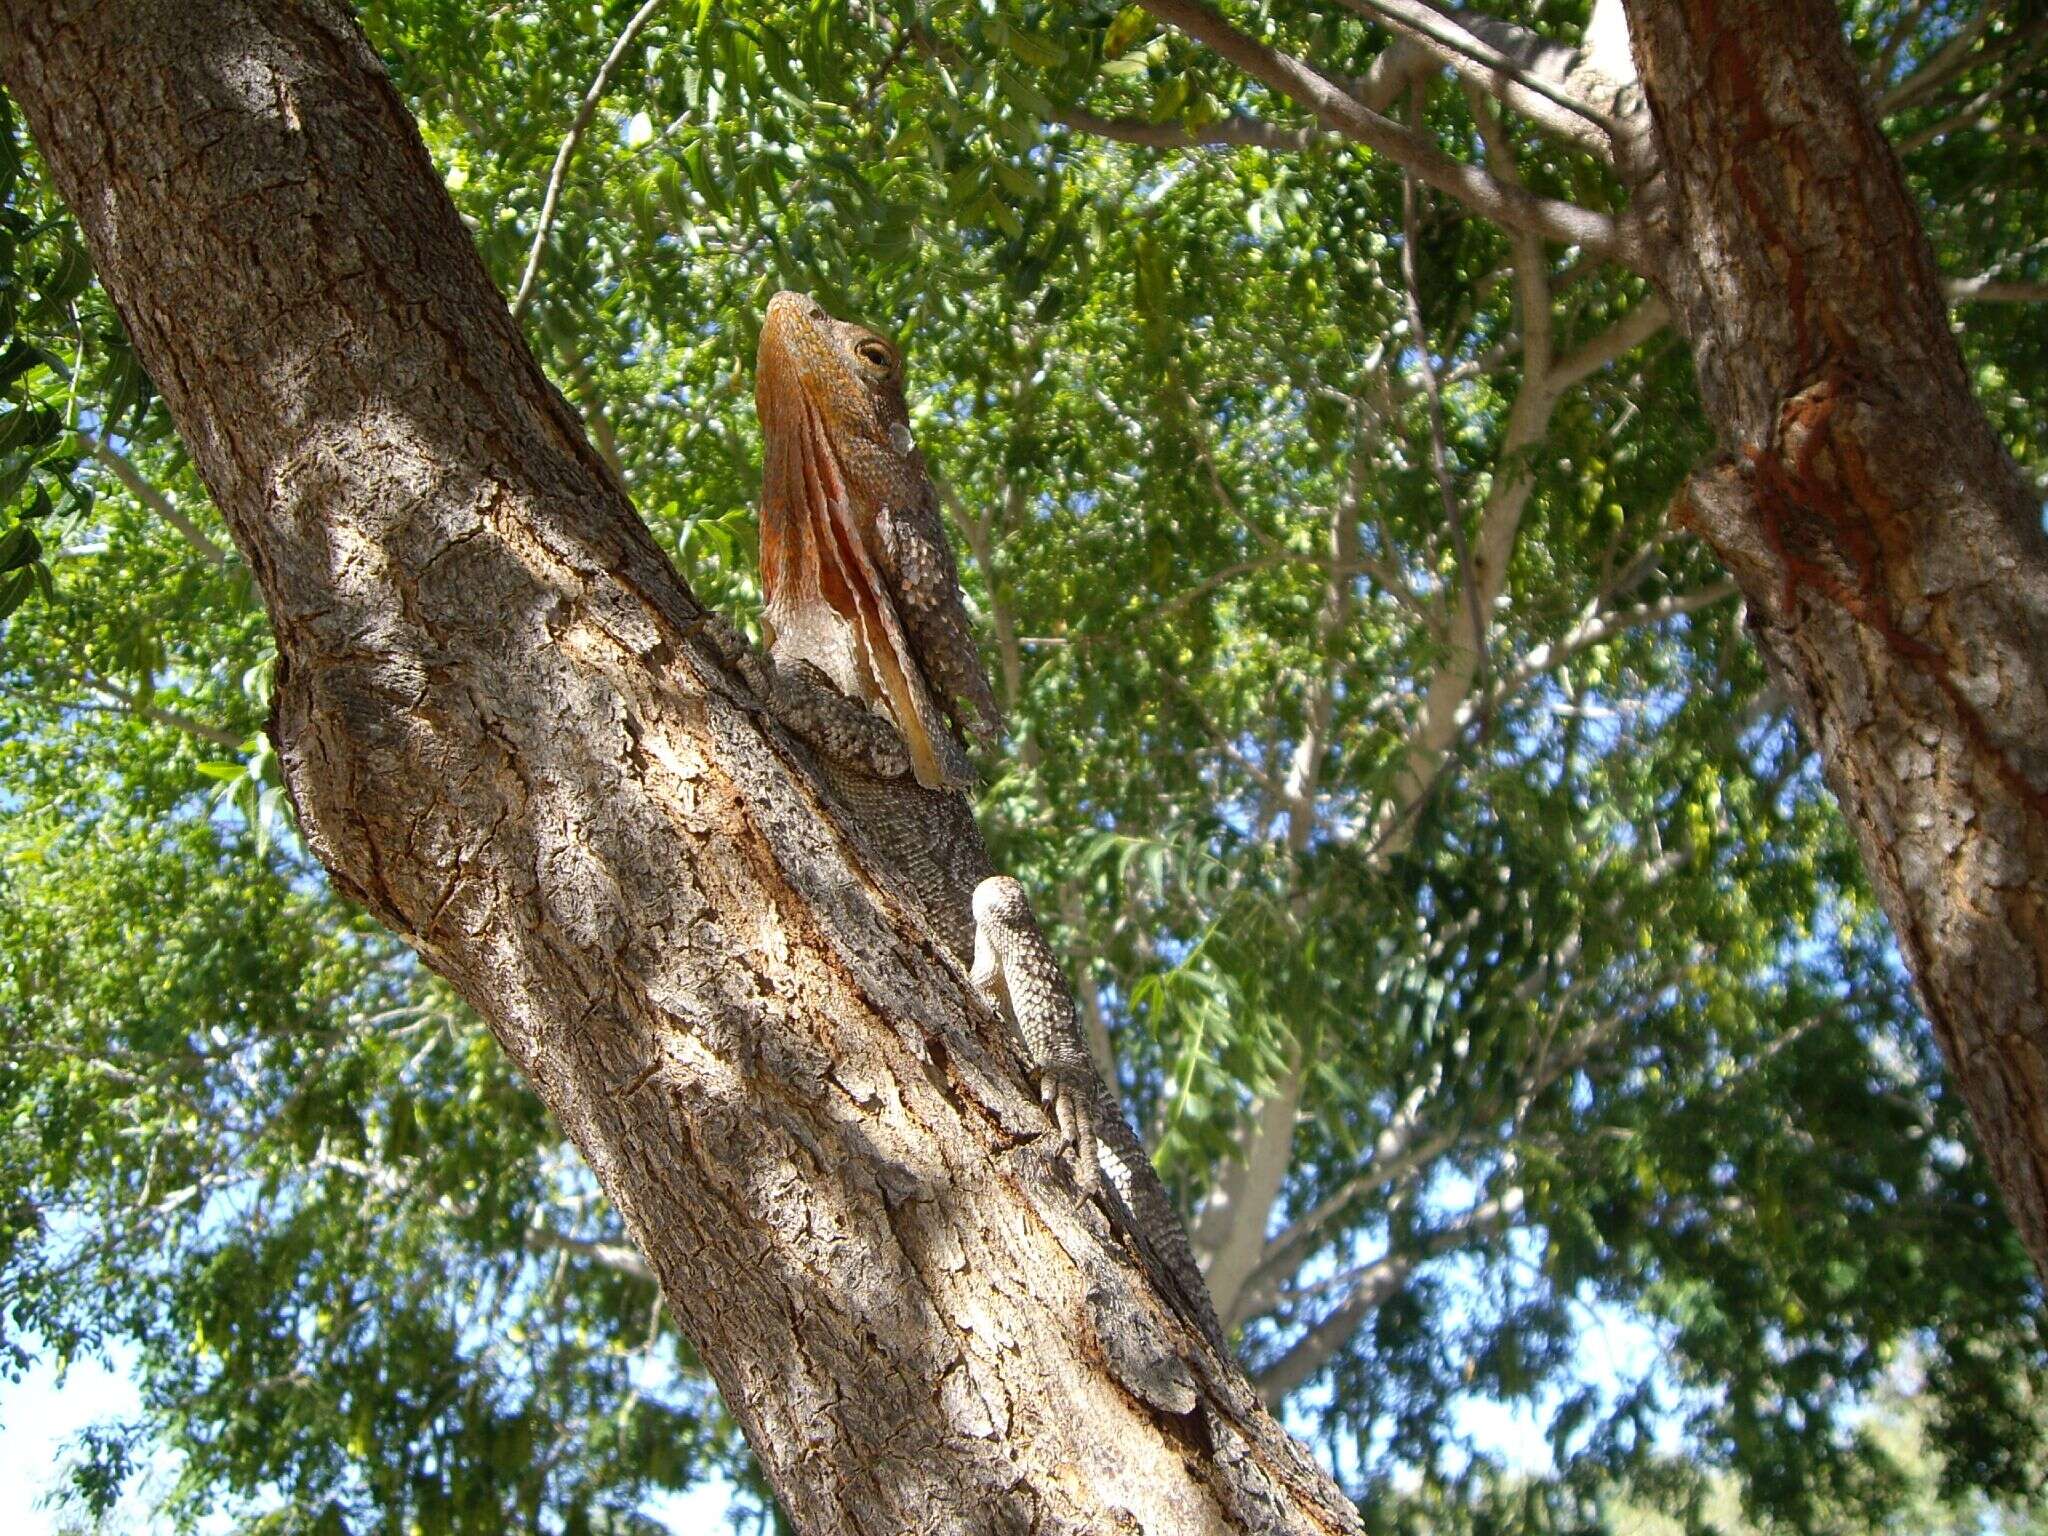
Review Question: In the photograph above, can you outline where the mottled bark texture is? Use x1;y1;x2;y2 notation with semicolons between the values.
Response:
0;4;1359;1531
1623;0;2048;1274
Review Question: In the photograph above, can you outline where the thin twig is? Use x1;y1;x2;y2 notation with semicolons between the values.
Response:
55;666;245;749
1945;275;2048;304
509;0;670;321
1399;88;1487;689
1877;3;2003;113
1137;0;1642;268
1336;0;1618;150
79;431;232;568
1053;107;1342;154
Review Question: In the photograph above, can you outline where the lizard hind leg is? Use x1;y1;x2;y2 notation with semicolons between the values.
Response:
971;875;1102;1192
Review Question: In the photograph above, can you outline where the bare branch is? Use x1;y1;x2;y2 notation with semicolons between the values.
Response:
58;667;245;749
1232;1117;1458;1325
544;328;627;482
525;1225;656;1283
1278;420;1377;853
509;0;669;321
934;468;1028;715
1159;666;1284;798
1877;4;2002;114
314;1145;655;1282
1873;0;1942;91
1051;106;1341;153
1547;296;1671;393
1892;21;2048;152
1053;884;1120;1085
1945;275;2048;305
1479;581;1740;714
1138;0;1643;268
1193;1055;1310;1321
1365;85;1561;859
1399;91;1488;685
1343;35;1436;111
80;430;231;568
1253;1189;1525;1400
1238;885;1702;1338
1333;0;1618;153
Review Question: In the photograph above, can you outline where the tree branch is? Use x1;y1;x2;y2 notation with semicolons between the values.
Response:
1872;0;1942;93
1253;1189;1525;1400
1890;21;2048;153
3;3;1364;1522
314;1145;656;1282
1232;1109;1458;1325
1876;4;2001;114
1192;1053;1309;1321
508;0;668;321
80;430;232;568
1159;665;1284;797
1480;580;1739;712
1400;91;1488;688
1137;0;1643;268
1945;275;2048;305
1365;85;1562;859
525;1224;656;1283
1051;106;1340;153
57;667;245;749
1333;0;1618;153
1546;295;1671;393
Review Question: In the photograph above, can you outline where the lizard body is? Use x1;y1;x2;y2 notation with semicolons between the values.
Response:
731;291;1225;1355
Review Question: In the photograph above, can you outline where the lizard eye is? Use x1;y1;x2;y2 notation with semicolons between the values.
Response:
854;338;895;372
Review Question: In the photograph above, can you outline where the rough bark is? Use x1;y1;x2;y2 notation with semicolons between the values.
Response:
1622;0;2048;1275
0;3;1360;1531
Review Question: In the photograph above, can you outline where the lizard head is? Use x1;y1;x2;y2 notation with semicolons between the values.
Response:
757;291;928;514
755;292;966;791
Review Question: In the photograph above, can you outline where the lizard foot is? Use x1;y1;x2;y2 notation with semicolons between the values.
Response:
695;614;911;778
1041;1060;1103;1194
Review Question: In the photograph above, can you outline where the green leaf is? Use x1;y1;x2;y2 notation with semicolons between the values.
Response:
0;405;55;457
993;69;1054;122
1104;5;1150;59
0;563;30;619
41;236;92;309
0;520;38;571
0;340;53;390
1004;29;1067;69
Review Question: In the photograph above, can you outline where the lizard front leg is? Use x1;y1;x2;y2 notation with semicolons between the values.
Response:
698;613;909;780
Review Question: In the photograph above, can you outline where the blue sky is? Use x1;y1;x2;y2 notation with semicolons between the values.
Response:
1;1302;1652;1532
0;1340;740;1534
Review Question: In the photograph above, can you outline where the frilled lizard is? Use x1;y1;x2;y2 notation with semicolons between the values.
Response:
706;291;1223;1359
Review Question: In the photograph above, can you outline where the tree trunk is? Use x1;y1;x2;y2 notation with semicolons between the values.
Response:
0;3;1358;1530
1622;0;2048;1275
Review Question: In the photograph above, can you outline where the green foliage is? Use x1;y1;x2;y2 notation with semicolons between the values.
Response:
0;93;107;623
5;1;2047;1531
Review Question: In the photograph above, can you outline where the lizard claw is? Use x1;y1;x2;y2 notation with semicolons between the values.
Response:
681;612;774;718
1042;1063;1101;1193
692;611;750;665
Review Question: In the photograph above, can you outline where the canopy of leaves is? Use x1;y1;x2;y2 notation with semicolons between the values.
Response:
3;1;2046;1532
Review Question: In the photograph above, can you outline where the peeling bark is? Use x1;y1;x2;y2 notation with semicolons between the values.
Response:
0;2;1361;1529
1623;0;2048;1276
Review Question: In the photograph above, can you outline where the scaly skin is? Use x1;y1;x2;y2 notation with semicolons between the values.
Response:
736;292;1225;1352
